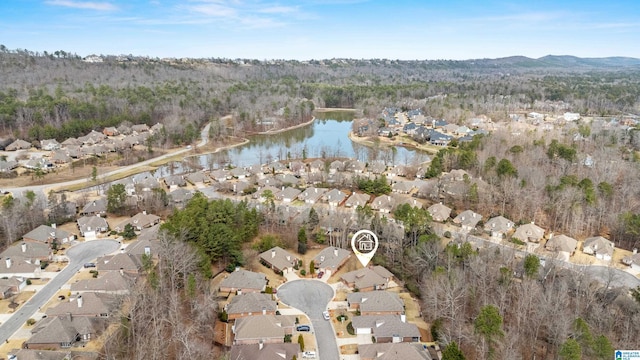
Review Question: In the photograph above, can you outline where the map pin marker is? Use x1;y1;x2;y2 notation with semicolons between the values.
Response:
351;230;379;267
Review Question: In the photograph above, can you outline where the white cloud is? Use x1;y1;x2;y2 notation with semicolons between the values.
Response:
45;0;118;11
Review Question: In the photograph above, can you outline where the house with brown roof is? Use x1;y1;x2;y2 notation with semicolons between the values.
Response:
545;234;578;261
24;314;108;350
340;266;394;292
351;315;420;343
358;343;434;360
347;291;404;315
259;247;298;274
313;247;351;275
96;253;143;275
103;127;118;136
513;222;545;243
225;293;277;320
230;343;300;360
232;315;295;345
46;292;119;318
5;139;31;151
219;269;267;294
114;211;160;232
582;236;614;261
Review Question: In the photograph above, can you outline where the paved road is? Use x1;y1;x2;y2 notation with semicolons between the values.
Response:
6;123;211;200
277;280;338;360
0;239;119;343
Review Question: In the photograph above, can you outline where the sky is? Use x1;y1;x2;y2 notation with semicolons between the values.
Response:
2;0;639;60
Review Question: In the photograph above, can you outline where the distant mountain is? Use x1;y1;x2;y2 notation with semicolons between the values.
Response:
464;55;640;70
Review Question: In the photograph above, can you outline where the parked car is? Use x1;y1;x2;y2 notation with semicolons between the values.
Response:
83;263;96;268
302;351;316;359
296;325;311;332
317;271;324;279
57;295;65;300
322;310;330;320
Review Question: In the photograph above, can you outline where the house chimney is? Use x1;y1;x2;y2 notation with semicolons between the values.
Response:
120;269;124;276
271;249;276;258
5;258;11;269
262;307;266;315
144;246;151;256
142;210;147;215
21;243;27;252
237;289;242;296
634;248;638;255
77;295;83;308
320;256;325;262
286;255;291;261
259;341;264;350
400;313;406;323
51;223;57;229
334;248;338;257
375;320;384;328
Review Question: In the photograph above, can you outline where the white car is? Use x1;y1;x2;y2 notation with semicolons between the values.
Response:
322;310;330;320
302;351;316;358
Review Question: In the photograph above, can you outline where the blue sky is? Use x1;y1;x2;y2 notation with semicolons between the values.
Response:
2;0;639;60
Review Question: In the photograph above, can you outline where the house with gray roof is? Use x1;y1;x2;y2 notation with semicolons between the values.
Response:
1;242;51;262
46;292;118;318
11;349;100;360
25;314;107;350
329;160;344;173
219;269;267;294
341;266;394;292
453;210;482;232
309;159;325;173
0;160;18;172
347;290;404;315
370;195;394;213
484;215;514;239
582;236;614;261
22;225;75;245
298;187;327;204
545;234;578;261
163;174;186;189
232;315;295;345
275;187;301;203
185;171;210;185
392;181;415;194
169;188;194;205
275;173;299;186
96;253;143;275
6;139;31;151
345;159;366;173
345;192;371;208
288;161;306;176
80;198;107;216
114;211;160;232
358;343;434;360
427;203;451;222
513;222;545;243
51;150;72;164
71;271;134;294
225;293;277;320
0;276;27;299
41;139;61;151
313;246;350;275
0;257;42;277
77;215;109;239
622;251;640;271
259;247;298;274
131;124;150;133
351;315;420;343
323;189;348;207
230;343;300;360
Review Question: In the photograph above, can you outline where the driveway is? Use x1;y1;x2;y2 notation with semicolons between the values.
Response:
277;280;339;360
0;239;119;343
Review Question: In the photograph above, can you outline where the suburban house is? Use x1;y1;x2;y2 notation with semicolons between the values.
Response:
24;314;108;350
392;181;415;194
77;215;109;239
259;247;298;274
484;216;514;239
309;159;325;173
351;315;420;343
103;127;119;136
0;160;19;172
71;271;134;294
297;187;328;204
513;223;545;243
186;171;210;185
545;234;578;261
323;189;348;207
313;246;351;276
582;236;615;261
1;241;51;262
230;343;300;360
427;203;452;222
275;187;301;203
232;315;296;345
22;224;75;245
219;269;267;294
169;188;194;206
0;257;41;277
126;225;160;253
0;276;27;299
329;160;344;173
340;266;394;292
96;253;144;275
622;250;640;271
46;292;118;318
225;293;277;320
453;210;482;232
41;139;61;151
114;211;161;232
347;291;404;315
80;198;107;216
358;343;435;360
345;192;371;208
370;195;395;213
5;139;31;151
163;174;187;189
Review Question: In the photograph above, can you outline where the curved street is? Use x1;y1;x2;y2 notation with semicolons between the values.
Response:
0;239;120;343
277;280;339;360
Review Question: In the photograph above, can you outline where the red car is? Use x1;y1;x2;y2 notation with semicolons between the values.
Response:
317;271;325;279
